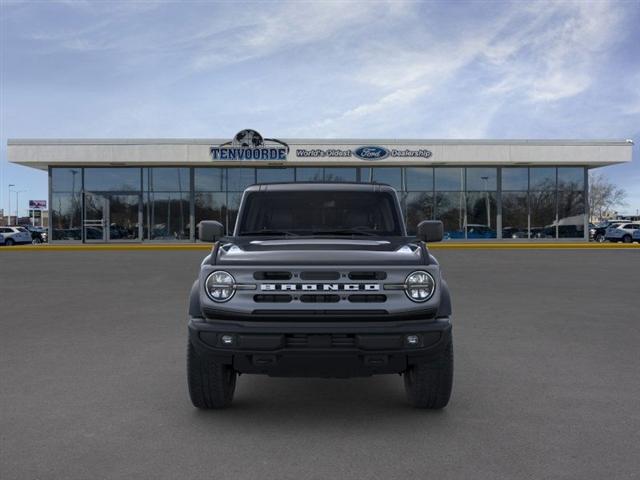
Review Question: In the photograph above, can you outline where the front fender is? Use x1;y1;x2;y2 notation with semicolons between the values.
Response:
436;279;452;318
188;279;202;318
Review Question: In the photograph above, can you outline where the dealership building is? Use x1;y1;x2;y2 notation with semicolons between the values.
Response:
7;132;633;242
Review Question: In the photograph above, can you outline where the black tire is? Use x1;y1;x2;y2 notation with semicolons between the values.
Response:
187;341;236;409
5;238;15;246
32;237;42;245
404;340;453;409
622;235;632;244
595;233;605;243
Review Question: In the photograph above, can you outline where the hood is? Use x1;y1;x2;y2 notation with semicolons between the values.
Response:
215;236;425;266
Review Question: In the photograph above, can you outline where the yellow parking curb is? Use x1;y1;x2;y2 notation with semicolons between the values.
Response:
1;242;638;251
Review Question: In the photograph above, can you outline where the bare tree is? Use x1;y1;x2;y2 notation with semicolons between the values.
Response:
589;172;627;221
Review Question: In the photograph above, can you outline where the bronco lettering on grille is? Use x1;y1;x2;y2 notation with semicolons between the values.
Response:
260;284;380;291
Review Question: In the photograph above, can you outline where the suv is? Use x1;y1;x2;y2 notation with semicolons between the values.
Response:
0;226;32;246
591;220;626;242
605;223;640;243
21;225;48;244
187;183;453;409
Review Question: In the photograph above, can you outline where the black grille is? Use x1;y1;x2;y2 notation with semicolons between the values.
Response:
252;309;388;316
300;294;340;303
253;271;292;280
254;294;292;303
285;334;356;348
300;271;340;280
348;294;387;303
348;271;387;280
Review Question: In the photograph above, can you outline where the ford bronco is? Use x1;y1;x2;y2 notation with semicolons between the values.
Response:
187;183;453;408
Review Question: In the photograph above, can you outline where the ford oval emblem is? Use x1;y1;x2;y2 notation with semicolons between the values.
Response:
354;145;389;160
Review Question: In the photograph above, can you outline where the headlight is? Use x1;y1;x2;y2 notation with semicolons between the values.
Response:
405;271;435;302
205;271;236;302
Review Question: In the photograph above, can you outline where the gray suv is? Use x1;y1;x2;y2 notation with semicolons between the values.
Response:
187;183;453;409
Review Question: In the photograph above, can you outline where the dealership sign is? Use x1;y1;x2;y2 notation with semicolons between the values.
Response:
211;130;433;162
296;146;432;160
29;200;47;209
211;129;289;161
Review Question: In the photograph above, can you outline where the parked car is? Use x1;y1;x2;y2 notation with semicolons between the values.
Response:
590;220;626;242
605;223;640;243
632;229;640;243
0;232;4;245
502;227;528;239
0;226;33;246
530;226;555;239
20;225;48;244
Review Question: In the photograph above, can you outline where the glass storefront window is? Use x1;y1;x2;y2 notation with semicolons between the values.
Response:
195;192;226;229
46;164;589;243
371;167;402;190
502;192;528;239
530;190;556;238
466;168;497;191
529;168;556;191
502;168;528;191
404;192;433;234
558;167;584;191
51;168;82;193
51;192;82;240
145;193;190;240
195;168;225;191
144;168;189;192
405;167;433;191
295;168;323;182
466;192;497;238
227;168;256;191
557;190;585;238
435;168;463;191
84;168;141;191
256;168;294;184
324;168;357;182
435;192;465;239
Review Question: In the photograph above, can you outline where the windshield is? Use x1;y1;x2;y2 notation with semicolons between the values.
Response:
236;190;403;236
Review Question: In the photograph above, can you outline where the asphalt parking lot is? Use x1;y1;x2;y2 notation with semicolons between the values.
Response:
1;249;639;479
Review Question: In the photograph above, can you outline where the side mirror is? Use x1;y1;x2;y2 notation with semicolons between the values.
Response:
198;221;225;242
417;220;443;243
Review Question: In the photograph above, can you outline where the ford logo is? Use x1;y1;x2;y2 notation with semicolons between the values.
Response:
354;146;389;160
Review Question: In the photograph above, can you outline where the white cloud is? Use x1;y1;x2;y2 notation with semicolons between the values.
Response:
483;0;622;102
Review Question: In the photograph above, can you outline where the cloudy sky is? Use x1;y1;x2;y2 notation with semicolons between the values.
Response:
1;0;639;215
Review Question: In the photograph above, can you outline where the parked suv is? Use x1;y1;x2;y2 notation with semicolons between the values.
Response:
605;223;640;243
20;225;48;244
187;183;453;409
0;226;32;246
591;220;626;242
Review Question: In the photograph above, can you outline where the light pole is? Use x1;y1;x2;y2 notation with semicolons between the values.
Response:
481;176;491;228
70;170;79;228
8;184;15;225
15;190;26;224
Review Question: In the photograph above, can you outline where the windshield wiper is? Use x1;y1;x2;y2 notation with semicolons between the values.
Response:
239;229;299;236
312;228;378;237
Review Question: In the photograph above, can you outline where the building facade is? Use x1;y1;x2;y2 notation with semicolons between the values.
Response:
7;133;633;242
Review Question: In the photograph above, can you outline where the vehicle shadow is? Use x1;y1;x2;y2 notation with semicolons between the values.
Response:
188;375;451;429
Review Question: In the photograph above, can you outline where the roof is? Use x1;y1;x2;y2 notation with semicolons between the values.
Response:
7;138;634;170
245;182;396;193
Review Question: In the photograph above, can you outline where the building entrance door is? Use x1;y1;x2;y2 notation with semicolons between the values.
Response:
84;193;142;242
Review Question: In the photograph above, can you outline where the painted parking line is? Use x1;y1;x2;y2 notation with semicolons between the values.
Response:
1;242;639;251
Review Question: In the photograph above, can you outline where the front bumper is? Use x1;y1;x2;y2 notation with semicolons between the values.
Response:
188;316;452;378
